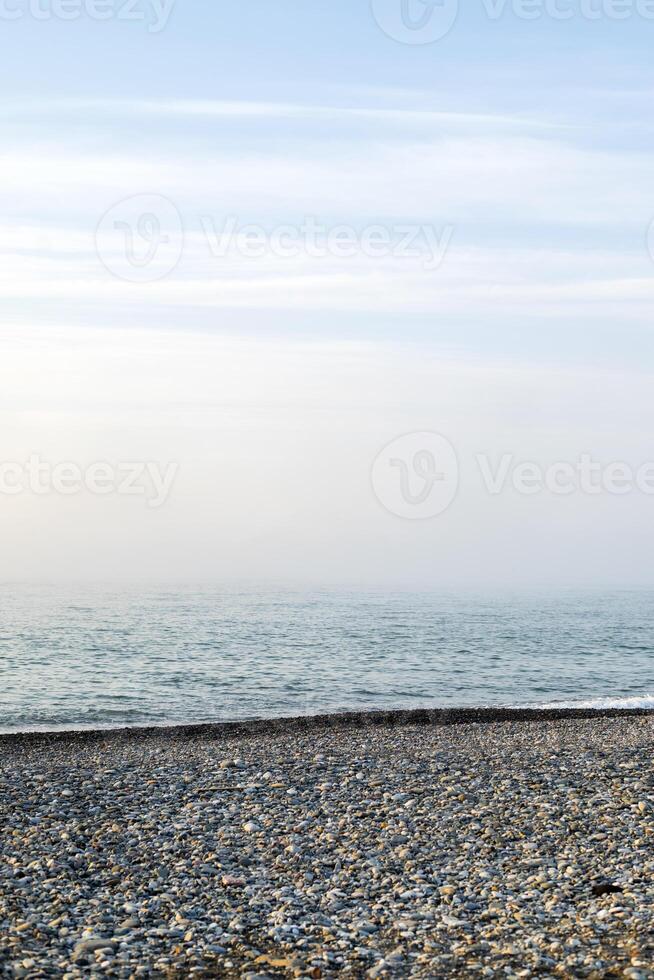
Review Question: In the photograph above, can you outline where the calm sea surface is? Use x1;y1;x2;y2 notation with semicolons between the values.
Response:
1;587;653;732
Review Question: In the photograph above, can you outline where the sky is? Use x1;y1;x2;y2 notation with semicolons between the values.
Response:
2;0;654;588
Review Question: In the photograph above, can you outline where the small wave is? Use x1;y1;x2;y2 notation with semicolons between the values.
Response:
536;694;654;710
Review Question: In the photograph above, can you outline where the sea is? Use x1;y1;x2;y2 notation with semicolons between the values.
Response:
1;586;653;733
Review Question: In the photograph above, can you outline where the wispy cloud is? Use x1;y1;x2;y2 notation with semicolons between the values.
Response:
2;96;577;131
1;96;652;329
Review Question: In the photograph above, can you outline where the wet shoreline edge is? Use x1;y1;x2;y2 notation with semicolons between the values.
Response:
2;704;654;746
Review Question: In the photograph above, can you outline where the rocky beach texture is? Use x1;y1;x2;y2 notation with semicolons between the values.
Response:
1;711;654;978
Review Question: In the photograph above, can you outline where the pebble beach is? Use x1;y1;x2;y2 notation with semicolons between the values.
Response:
2;711;654;979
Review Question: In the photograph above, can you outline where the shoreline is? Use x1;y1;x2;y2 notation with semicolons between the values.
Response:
2;703;654;746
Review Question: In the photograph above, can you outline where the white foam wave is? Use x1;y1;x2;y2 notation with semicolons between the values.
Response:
536;694;654;710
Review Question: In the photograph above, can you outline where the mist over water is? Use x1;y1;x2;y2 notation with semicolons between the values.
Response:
1;586;653;732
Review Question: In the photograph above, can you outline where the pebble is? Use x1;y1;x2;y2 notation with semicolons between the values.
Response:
1;717;653;977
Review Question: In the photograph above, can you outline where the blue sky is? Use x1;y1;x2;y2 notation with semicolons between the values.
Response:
3;1;654;106
3;0;654;359
2;1;654;586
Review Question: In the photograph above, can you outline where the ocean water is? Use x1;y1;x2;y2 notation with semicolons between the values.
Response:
1;587;653;733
